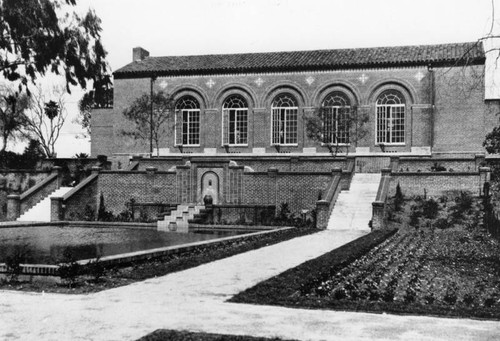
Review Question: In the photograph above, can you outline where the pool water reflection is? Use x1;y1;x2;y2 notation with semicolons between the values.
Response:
0;225;246;265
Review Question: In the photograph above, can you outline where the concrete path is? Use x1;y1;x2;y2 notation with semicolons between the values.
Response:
1;229;500;341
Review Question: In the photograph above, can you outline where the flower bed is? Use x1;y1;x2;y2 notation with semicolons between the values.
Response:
230;229;396;307
137;330;298;341
0;227;317;294
231;195;500;320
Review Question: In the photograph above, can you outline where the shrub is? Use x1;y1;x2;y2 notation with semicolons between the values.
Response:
431;162;446;172
97;192;114;221
394;182;404;211
409;205;421;228
5;244;31;282
277;202;291;224
87;255;105;283
434;217;449;229
455;191;473;212
58;248;81;287
422;198;439;219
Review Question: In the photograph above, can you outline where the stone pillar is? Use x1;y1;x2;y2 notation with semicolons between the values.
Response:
389;156;400;172
145;166;157;175
315;200;329;229
475;154;486;170
91;166;102;175
52;166;62;187
371;201;385;230
7;194;20;221
51;197;64;221
479;167;491;196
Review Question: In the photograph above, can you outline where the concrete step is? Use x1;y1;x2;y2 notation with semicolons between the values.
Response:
158;204;205;232
17;186;73;222
327;173;381;231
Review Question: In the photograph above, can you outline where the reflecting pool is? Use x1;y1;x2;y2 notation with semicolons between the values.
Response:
0;225;245;264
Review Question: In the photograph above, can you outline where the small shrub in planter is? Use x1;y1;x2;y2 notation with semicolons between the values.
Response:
58;249;81;287
5;244;31;282
87;256;106;283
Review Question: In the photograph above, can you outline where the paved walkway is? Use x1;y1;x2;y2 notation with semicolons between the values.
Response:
1;229;500;341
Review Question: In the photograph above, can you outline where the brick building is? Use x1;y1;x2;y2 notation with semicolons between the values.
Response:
93;41;495;159
86;41;497;225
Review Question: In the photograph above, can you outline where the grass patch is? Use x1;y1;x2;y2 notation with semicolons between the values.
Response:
0;227;317;294
137;329;298;341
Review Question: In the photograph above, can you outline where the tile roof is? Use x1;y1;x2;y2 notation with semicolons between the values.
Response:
114;41;484;78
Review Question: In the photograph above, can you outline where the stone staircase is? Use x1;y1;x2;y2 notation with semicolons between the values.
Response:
17;186;73;222
327;173;381;231
157;204;207;232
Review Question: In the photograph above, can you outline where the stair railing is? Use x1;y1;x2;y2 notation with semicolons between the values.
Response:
315;168;343;229
371;167;392;230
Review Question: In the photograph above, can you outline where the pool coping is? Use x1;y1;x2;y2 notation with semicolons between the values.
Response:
0;225;294;277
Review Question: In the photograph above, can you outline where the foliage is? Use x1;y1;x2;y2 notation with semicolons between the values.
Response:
74;152;89;158
87;255;105;283
97;192;113;221
0;90;30;152
121;91;174;156
394;182;404;211
450;191;474;223
57;248;81;287
75;82;113;137
0;0;111;93
305;105;369;157
0;139;45;169
421;198;439;219
138;330;297;341
231;196;500;320
431;162;447;172
5;244;31;282
483;126;500;154
230;229;395;305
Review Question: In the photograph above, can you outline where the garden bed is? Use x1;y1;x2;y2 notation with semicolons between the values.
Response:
231;193;500;320
137;330;297;341
0;227;317;294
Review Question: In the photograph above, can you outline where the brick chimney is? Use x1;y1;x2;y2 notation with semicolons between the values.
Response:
133;47;150;62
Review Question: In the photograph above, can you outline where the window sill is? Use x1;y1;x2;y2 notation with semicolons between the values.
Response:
321;143;351;146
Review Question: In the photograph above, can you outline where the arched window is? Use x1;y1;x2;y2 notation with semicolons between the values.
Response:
222;95;248;145
322;92;351;144
376;90;406;144
271;94;298;145
175;96;200;146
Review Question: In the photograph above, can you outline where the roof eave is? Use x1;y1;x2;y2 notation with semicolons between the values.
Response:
113;57;486;79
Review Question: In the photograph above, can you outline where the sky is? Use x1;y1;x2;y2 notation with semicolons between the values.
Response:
49;0;500;157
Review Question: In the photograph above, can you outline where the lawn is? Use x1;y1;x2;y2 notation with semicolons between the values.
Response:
231;192;500;320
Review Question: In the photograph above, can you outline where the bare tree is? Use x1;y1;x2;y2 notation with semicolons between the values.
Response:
121;91;174;156
306;105;369;157
23;85;68;158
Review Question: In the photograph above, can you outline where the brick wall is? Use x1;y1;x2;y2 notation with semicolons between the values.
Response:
91;66;446;156
433;65;497;153
64;176;98;220
242;171;332;212
389;173;482;197
97;170;177;214
396;158;479;173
